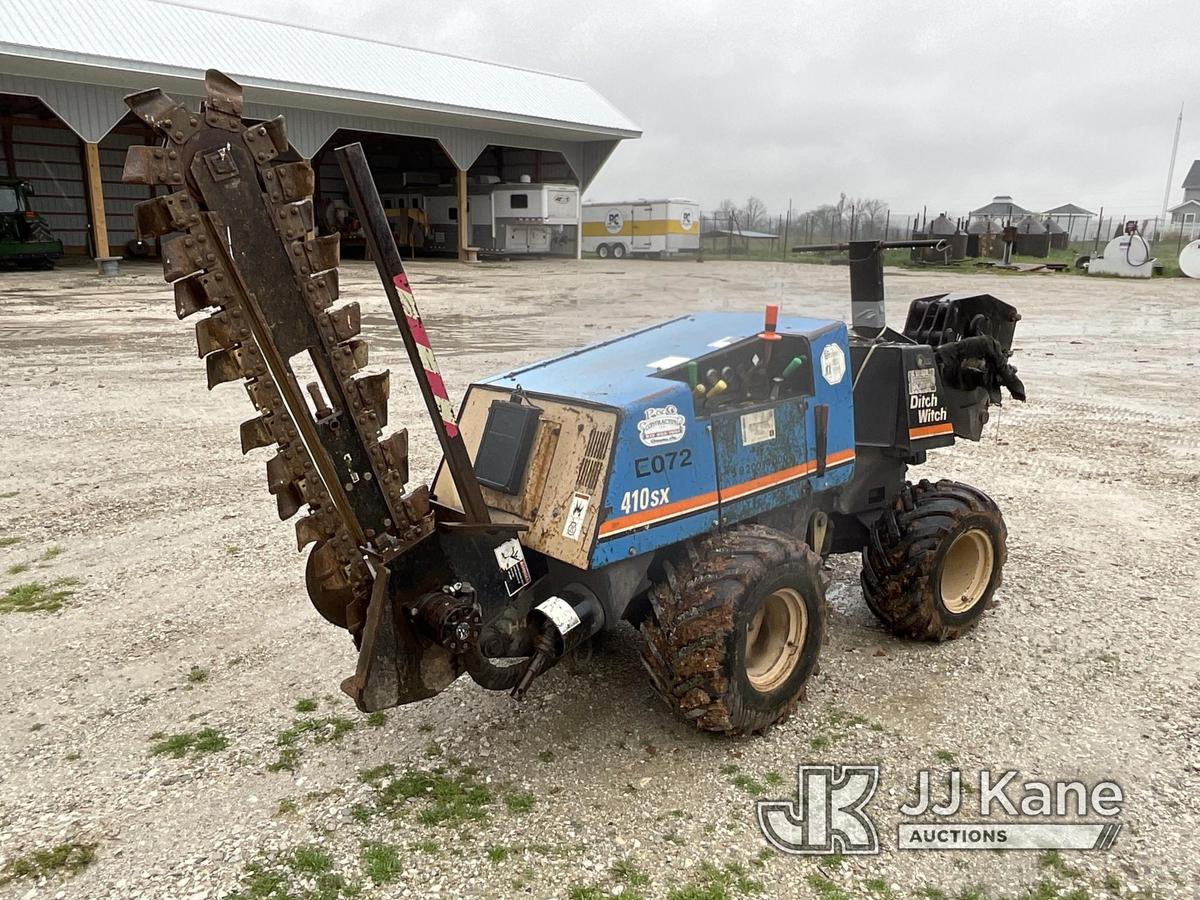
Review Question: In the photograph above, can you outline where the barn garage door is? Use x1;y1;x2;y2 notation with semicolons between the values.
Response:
0;122;88;252
100;130;155;255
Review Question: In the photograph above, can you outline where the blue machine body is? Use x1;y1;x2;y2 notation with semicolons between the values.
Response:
482;312;856;569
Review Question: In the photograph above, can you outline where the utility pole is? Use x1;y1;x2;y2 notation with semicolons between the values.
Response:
1159;104;1184;240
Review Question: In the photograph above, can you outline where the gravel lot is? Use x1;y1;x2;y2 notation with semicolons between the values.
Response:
0;258;1196;900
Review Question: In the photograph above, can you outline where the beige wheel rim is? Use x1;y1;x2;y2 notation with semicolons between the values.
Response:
745;587;808;693
939;529;995;614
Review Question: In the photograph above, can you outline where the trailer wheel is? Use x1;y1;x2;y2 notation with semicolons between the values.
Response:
640;524;826;735
596;244;610;259
861;479;1007;641
611;242;627;259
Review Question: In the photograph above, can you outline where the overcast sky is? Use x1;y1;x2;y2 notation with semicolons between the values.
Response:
197;0;1197;220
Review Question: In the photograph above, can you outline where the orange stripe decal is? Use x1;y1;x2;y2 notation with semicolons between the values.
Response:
909;423;954;440
597;449;856;538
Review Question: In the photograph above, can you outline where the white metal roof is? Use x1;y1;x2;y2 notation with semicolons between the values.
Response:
583;198;698;206
0;0;641;139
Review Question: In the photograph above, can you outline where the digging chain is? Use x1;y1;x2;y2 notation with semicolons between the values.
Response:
122;70;434;636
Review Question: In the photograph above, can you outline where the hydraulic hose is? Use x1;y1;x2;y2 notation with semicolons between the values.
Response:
462;647;528;691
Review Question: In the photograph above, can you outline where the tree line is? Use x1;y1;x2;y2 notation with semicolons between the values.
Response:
710;193;892;240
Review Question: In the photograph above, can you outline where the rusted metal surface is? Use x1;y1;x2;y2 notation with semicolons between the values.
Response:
122;70;435;640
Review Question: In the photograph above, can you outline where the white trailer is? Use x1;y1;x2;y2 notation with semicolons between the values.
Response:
422;180;579;256
581;198;700;258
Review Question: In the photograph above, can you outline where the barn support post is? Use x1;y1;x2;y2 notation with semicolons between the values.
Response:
456;166;470;262
82;140;116;273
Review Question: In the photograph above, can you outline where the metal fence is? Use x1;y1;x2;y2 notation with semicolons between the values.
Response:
699;205;1200;261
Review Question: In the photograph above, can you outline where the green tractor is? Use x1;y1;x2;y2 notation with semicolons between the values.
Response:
0;177;63;268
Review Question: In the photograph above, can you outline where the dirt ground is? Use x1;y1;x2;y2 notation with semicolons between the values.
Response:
0;257;1196;900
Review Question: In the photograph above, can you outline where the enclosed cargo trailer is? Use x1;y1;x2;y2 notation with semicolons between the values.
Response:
582;198;700;258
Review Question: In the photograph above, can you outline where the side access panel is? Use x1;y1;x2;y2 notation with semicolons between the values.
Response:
433;386;618;569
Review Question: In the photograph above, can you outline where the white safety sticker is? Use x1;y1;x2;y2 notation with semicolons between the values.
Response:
907;366;937;395
493;538;531;597
647;355;690;370
707;336;739;349
820;343;847;385
637;404;687;446
740;408;777;446
536;596;581;635
561;492;591;541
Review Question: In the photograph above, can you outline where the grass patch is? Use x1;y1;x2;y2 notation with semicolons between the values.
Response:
538;749;555;763
275;798;298;817
763;772;785;787
0;536;20;547
805;873;850;900
359;763;396;784
865;876;896;897
810;735;831;751
268;714;357;771
149;727;228;758
267;746;300;773
935;749;956;763
487;845;509;863
187;665;209;684
6;562;29;575
503;790;535;813
366;711;386;727
1;578;79;613
612;859;651;888
1038;850;1082;880
360;841;402;884
227;845;358;900
294;697;318;713
0;841;96;884
730;773;765;796
39;545;64;561
668;862;762;900
372;765;492;826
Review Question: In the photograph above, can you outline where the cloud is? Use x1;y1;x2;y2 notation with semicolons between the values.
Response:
197;0;1199;219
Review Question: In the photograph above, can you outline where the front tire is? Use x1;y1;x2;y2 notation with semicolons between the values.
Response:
640;525;826;734
861;479;1007;641
596;243;610;259
611;242;627;259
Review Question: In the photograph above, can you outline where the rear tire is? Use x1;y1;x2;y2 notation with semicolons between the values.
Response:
640;524;826;735
611;242;627;259
596;244;610;259
861;479;1006;641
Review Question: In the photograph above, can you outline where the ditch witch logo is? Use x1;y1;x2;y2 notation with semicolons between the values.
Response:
757;766;1124;854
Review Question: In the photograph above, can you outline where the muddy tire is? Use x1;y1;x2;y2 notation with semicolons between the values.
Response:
861;479;1007;641
640;524;826;735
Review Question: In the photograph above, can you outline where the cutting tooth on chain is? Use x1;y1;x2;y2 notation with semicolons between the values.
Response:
379;430;410;486
161;233;214;282
292;234;340;276
204;69;243;116
133;191;200;238
351;371;390;427
265;161;316;204
341;338;370;371
195;309;247;357
325;302;360;342
273;199;315;242
295;513;327;551
242;118;288;163
275;483;305;521
239;415;275;454
171;273;223;321
122;144;183;186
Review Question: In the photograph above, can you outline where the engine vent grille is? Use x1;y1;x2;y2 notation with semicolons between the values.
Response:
576;427;612;492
